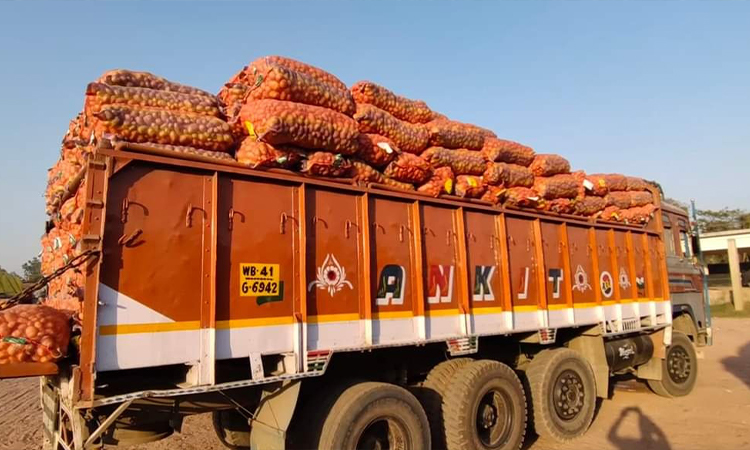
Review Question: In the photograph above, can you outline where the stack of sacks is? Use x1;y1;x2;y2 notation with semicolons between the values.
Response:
589;174;656;223
221;56;361;177
84;70;235;156
350;81;435;188
42;70;235;316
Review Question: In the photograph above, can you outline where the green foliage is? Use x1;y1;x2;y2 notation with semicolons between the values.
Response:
696;208;750;233
22;257;42;283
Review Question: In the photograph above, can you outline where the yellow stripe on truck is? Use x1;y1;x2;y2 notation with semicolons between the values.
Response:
99;321;201;336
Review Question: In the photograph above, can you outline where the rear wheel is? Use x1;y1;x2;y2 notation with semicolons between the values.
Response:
442;360;527;450
316;382;430;450
523;348;596;443
647;332;698;398
413;358;471;450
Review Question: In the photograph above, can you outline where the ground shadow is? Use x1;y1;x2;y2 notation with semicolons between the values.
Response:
608;406;671;450
721;340;750;389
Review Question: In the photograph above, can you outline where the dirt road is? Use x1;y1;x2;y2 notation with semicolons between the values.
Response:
2;318;749;450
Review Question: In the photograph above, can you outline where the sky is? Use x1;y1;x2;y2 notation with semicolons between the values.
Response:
0;1;749;273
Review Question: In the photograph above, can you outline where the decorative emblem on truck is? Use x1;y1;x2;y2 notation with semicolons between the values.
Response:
572;265;592;292
600;271;614;298
619;268;632;290
308;253;353;296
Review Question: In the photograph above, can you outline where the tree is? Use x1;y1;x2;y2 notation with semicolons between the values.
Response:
696;208;750;233
22;257;42;283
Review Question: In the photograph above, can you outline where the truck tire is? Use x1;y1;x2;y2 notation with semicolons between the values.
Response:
647;332;698;398
442;360;527;450
212;409;250;449
413;358;471;450
523;348;596;443
316;382;431;450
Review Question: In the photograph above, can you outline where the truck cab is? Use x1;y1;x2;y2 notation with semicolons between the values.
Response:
662;202;712;346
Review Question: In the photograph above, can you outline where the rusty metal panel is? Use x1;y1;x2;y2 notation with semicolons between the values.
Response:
648;235;666;300
369;197;416;317
464;210;504;310
97;164;206;371
566;225;596;305
595;229;615;302
632;232;649;300
540;221;568;309
421;205;462;312
215;176;299;358
305;187;364;350
613;231;635;300
505;217;539;311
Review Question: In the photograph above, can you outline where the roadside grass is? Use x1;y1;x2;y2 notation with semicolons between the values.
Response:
710;302;750;318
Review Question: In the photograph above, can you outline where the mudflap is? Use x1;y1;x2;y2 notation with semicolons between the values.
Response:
249;380;301;450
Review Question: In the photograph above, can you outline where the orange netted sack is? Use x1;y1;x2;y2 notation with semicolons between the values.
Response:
589;173;627;192
249;56;348;92
503;187;539;208
455;175;486;198
481;185;506;205
97;69;214;99
417;167;454;197
529;154;571;177
356;134;398;168
239;99;360;155
481;138;535;167
382;177;416;191
384;153;432;184
540;198;574;214
600;206;623;221
85;82;221;117
351;160;385;183
620;205;657;223
607;191;654;209
244;61;355;116
353;104;430;154
533;174;579;200
350;81;434;123
0;305;71;364
420;147;486;175
235;139;304;170
626;176;650;191
300;152;352;178
94;105;235;152
483;162;534;187
426;119;485;150
573;196;607;216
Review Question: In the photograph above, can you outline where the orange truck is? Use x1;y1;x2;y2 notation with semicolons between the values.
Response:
5;141;709;450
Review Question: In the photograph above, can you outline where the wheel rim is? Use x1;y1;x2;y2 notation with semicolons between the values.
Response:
667;345;691;384
356;417;409;450
473;388;514;449
552;369;586;421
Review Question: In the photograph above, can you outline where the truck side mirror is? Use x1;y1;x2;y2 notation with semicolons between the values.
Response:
691;234;701;256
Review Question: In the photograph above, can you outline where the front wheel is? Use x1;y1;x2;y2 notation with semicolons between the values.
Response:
647;331;698;397
316;382;431;450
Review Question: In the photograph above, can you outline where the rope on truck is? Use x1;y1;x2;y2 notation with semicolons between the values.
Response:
0;249;100;311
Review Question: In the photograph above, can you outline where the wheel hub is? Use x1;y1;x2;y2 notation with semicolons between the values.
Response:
553;370;585;421
667;346;691;384
475;389;513;448
479;403;497;429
